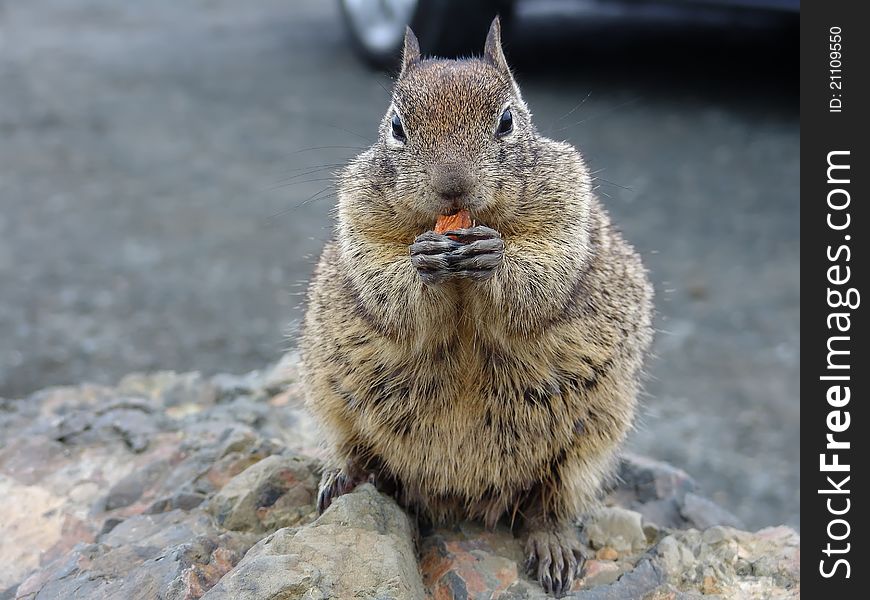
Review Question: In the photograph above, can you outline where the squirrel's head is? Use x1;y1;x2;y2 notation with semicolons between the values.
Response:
372;17;537;228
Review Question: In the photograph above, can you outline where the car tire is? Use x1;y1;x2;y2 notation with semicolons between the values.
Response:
338;0;514;70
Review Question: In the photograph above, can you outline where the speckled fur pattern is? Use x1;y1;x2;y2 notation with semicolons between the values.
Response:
299;18;653;595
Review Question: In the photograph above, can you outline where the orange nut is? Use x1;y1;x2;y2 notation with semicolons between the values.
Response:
434;209;473;235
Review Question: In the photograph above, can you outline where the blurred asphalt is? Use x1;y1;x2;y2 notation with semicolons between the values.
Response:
0;0;798;529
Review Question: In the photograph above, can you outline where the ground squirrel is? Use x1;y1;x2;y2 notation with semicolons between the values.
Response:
300;17;653;596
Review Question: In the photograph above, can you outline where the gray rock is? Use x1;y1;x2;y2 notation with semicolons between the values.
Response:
584;507;647;553
16;530;257;600
100;510;214;549
203;485;426;600
607;453;698;530
575;559;667;600
668;525;799;598
655;535;696;576
146;491;207;514
118;371;218;409
206;454;319;533
103;460;172;511
210;371;266;403
681;492;744;530
47;403;163;454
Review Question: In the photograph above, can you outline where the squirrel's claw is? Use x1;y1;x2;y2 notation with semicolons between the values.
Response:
410;253;452;284
316;468;365;514
410;232;458;284
524;527;585;597
440;225;501;243
448;230;504;280
409;236;460;256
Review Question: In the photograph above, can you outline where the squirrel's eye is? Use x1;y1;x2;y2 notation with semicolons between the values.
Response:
496;108;513;137
391;113;407;143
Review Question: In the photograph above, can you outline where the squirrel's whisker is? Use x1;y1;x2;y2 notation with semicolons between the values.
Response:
287;145;369;155
552;97;643;134
592;176;633;192
266;177;337;192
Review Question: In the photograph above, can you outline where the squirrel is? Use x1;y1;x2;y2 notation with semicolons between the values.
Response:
299;17;653;597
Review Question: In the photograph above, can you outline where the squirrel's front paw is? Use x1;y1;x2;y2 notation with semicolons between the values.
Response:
410;226;504;284
443;226;504;281
410;231;461;284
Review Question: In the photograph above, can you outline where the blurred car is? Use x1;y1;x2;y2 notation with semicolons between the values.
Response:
338;0;799;68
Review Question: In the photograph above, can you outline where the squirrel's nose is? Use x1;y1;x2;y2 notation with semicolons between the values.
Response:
431;165;474;204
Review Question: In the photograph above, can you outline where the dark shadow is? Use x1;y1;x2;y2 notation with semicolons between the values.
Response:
504;10;798;110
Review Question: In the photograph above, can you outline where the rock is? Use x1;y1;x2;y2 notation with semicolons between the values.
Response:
261;352;301;394
650;525;800;599
46;400;164;454
210;372;266;403
655;535;696;575
609;455;745;534
595;547;619;561
576;559;667;600
146;491;207;514
579;559;628;587
118;371;218;409
420;522;527;598
203;485;425;600
0;475;75;593
206;455;319;533
680;492;744;530
0;359;800;599
606;453;698;530
584;507;647;554
16;532;256;600
0;369;300;593
418;520;659;599
104;460;173;511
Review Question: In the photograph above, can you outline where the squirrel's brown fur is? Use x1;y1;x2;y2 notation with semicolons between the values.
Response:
299;18;653;596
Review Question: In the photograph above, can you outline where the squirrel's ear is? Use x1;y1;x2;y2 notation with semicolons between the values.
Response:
483;16;510;75
400;27;421;77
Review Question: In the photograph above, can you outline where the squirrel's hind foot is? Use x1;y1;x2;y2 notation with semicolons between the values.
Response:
523;526;586;597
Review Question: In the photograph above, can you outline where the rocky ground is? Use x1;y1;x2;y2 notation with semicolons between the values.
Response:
1;360;799;599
